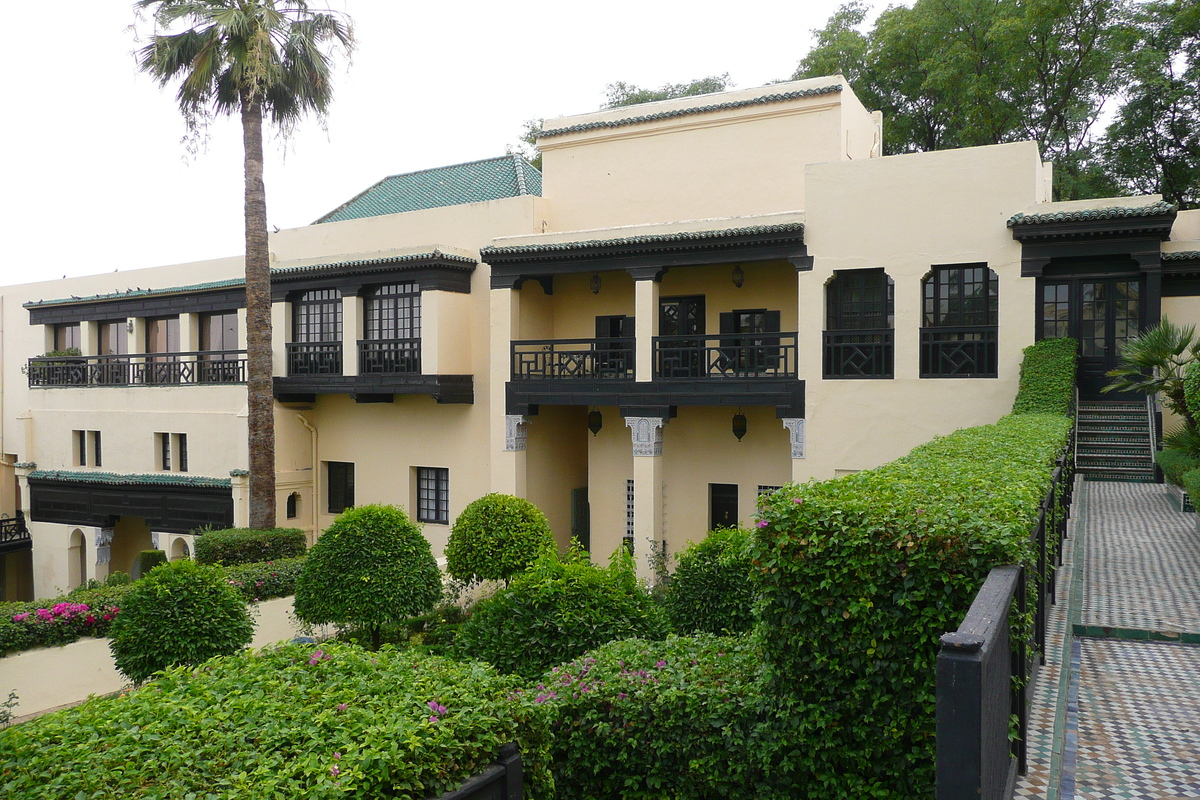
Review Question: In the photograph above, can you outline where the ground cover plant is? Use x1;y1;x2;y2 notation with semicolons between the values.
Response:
109;559;254;683
445;493;555;585
455;547;668;679
537;635;764;800
194;526;307;566
294;505;441;650
663;526;756;635
0;643;552;799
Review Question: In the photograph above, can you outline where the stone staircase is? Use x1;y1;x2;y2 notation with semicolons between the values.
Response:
1075;401;1156;482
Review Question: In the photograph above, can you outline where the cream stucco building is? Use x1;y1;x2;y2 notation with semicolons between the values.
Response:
4;75;1199;600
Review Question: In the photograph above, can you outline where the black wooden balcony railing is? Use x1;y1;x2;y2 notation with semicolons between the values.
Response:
359;338;421;374
0;511;31;555
823;329;894;378
654;333;797;378
512;338;635;380
920;326;998;378
27;352;247;387
287;341;343;376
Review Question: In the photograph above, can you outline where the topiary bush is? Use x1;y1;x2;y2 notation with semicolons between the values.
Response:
294;505;441;650
445;493;555;585
0;644;554;799
1182;467;1200;511
137;549;168;577
109;559;254;684
538;635;764;800
455;547;668;679
1012;337;1078;415
663;527;756;635
194;527;307;566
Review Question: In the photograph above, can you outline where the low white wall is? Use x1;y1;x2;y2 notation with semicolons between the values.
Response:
1;596;305;720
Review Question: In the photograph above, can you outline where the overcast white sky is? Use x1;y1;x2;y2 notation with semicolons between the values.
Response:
0;0;880;285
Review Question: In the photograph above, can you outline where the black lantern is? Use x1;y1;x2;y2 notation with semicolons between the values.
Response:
732;410;748;441
731;264;745;289
588;409;603;436
590;274;602;294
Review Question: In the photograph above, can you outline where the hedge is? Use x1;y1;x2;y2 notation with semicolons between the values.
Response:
752;412;1073;798
1012;337;1078;415
1157;448;1200;486
1183;468;1200;511
223;556;306;602
663;527;757;635
537;635;763;800
194;527;307;566
0;644;553;799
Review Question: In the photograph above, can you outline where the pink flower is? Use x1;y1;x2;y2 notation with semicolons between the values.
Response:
308;649;327;666
336;703;347;712
85;615;96;625
427;700;447;716
12;612;29;622
429;715;439;723
793;498;803;504
756;520;769;528
330;765;340;777
333;752;341;760
656;660;667;668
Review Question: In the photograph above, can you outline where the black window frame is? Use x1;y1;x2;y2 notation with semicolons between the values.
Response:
364;283;421;341
54;323;81;352
416;467;449;525
823;269;895;379
293;289;343;343
327;461;354;514
919;264;999;379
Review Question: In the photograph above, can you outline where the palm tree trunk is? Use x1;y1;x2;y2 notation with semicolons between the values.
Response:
242;94;277;530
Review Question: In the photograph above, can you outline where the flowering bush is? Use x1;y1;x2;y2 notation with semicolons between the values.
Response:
1;594;122;656
222;556;306;602
0;644;553;799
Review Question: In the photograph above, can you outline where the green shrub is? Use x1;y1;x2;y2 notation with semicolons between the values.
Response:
136;549;168;577
1157;447;1200;486
194;527;307;566
109;559;254;684
1012;337;1078;415
294;505;441;650
222;556;306;602
445;493;555;584
106;571;132;586
1185;359;1200;425
455;548;668;679
0;585;128;656
538;635;763;800
752;412;1072;798
1183;467;1200;511
0;644;553;799
664;527;756;635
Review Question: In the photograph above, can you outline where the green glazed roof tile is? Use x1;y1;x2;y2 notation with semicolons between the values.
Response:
272;250;476;276
314;155;542;224
28;470;232;488
1007;201;1177;227
539;85;842;138
23;278;245;309
482;222;805;258
1163;251;1200;261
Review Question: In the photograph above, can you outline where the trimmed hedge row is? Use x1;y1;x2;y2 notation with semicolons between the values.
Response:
752;412;1073;798
223;557;307;602
538;635;762;800
0;644;553;799
1012;337;1078;415
1157;448;1200;486
194;527;307;566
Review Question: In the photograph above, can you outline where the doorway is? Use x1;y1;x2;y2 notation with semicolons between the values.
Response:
659;296;706;377
1041;277;1143;400
709;483;738;530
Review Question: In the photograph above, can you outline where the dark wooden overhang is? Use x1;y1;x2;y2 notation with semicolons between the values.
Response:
507;378;804;419
484;222;811;292
28;472;233;534
1008;202;1177;278
1163;251;1200;297
27;282;245;326
271;251;477;301
274;374;473;404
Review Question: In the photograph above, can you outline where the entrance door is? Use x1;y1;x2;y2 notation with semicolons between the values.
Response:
1043;278;1141;400
659;296;706;377
709;483;738;529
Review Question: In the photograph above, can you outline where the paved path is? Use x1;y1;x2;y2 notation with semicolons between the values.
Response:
1015;481;1200;800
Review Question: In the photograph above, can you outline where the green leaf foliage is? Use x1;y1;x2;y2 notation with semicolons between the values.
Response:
1103;318;1199;426
1012;337;1079;415
0;643;553;799
1182;466;1200;511
663;527;757;635
136;549;168;577
751;412;1072;797
194;527;307;566
445;493;555;584
1183;358;1200;425
293;505;442;646
109;559;254;684
222;556;307;602
1156;447;1200;486
0;584;127;657
537;635;764;799
455;549;668;679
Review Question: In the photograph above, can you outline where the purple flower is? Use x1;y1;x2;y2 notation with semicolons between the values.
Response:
330;765;340;777
427;700;447;716
617;692;628;700
793;497;804;504
308;649;328;666
429;715;439;723
336;703;347;712
333;752;341;760
756;520;769;529
656;660;667;668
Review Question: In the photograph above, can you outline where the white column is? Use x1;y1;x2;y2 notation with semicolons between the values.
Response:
634;279;659;383
80;322;99;356
625;416;665;582
341;293;362;377
504;415;528;452
270;302;288;378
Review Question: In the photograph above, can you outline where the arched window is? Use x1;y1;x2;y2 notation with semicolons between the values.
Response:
823;269;894;378
920;264;999;378
286;492;301;520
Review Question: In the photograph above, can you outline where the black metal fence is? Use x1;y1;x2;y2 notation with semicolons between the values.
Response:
287;341;343;376
823;329;893;378
935;425;1075;799
512;338;635;380
359;338;421;374
653;333;797;379
435;743;522;800
920;326;998;378
27;352;247;387
0;512;30;555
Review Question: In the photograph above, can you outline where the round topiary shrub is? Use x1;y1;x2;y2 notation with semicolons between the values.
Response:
294;504;442;649
664;527;757;635
109;559;254;684
454;547;668;678
444;493;555;585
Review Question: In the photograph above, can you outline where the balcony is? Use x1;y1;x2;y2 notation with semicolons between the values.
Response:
286;342;343;376
0;512;30;555
512;338;635;382
359;338;421;375
653;334;797;379
276;339;469;404
823;329;894;378
27;352;247;388
919;326;998;378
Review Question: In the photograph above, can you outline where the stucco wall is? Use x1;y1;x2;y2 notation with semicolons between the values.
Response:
525;405;588;549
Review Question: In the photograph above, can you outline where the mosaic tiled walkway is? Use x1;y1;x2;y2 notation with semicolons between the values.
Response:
1015;480;1200;800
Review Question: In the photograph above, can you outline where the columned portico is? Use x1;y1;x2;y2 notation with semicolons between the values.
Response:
625;414;665;581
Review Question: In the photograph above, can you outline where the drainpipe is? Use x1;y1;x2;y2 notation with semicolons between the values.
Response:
296;414;318;544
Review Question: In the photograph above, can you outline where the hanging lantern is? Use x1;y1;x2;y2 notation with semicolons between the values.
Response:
590;274;602;294
731;264;745;289
588;409;604;436
732;410;748;441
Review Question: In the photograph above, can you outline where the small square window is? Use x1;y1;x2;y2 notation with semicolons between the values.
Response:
416;468;449;524
91;431;102;468
157;433;172;471
328;462;355;514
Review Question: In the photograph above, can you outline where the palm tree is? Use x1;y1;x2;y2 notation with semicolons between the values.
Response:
135;0;353;529
1104;317;1200;430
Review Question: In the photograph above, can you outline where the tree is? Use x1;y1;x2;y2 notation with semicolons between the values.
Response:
444;493;555;586
135;1;354;529
1104;317;1200;429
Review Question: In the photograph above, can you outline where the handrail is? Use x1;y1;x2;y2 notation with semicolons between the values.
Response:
1146;393;1157;464
28;351;247;387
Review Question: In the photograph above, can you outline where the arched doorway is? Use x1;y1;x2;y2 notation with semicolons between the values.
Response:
67;529;87;589
110;517;153;578
170;537;190;561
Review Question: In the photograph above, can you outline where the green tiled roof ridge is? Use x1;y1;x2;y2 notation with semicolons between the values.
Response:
482;221;804;257
1163;250;1200;261
272;250;477;275
28;469;232;488
23;278;245;309
1007;201;1177;227
539;85;843;138
314;155;542;224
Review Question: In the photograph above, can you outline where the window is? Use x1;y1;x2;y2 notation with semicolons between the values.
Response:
146;317;182;384
74;430;101;466
176;434;188;473
920;264;999;378
98;321;127;355
199;311;241;381
286;492;300;520
364;283;420;340
293;289;342;343
158;432;171;471
625;479;635;555
757;485;782;498
76;430;87;466
1042;284;1070;339
327;462;354;514
156;433;187;471
824;269;894;378
54;323;81;352
417;467;449;524
93;431;102;468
